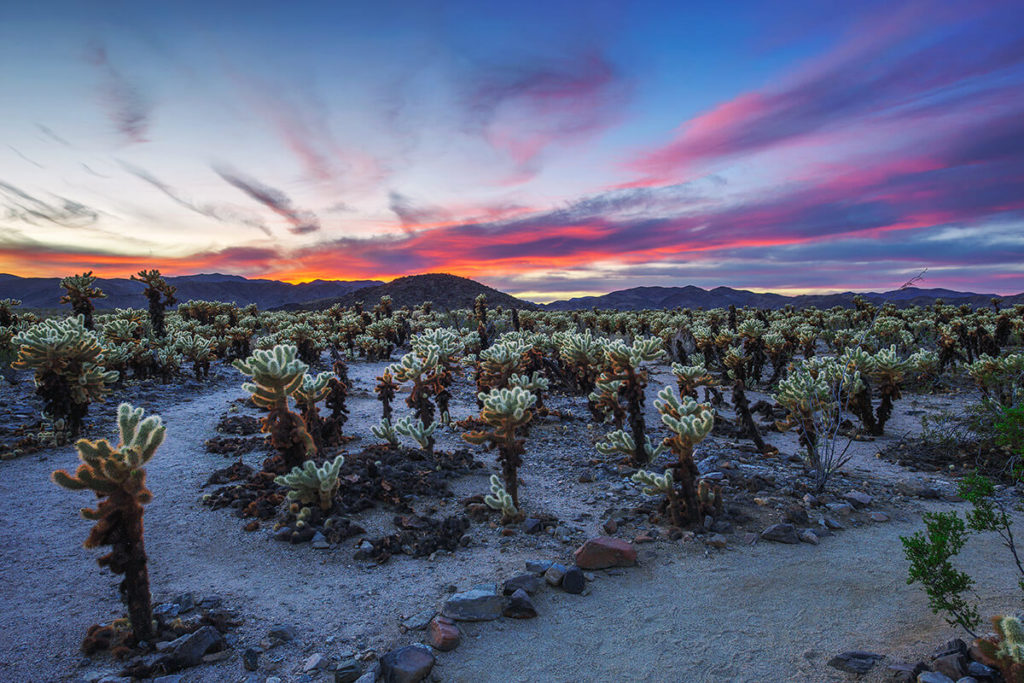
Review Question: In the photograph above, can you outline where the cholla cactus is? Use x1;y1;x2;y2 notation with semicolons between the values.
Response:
968;354;1024;407
371;417;400;447
483;474;519;521
52;403;165;642
375;369;398;421
631;468;673;496
293;371;332;450
130;269;176;338
476;339;528;393
654;385;715;526
0;298;20;327
867;345;910;433
463;386;537;508
556;330;604;394
174;332;214;380
976;615;1024;683
671;358;714;399
596;429;665;463
12;315;119;438
234;345;316;469
394;416;438;451
274;454;345;512
59;271;106;329
595;337;665;466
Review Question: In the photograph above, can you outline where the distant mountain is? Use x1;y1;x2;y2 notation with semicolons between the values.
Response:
0;273;381;310
277;273;540;312
541;285;1024;311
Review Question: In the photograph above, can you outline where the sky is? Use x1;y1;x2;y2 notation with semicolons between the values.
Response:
1;0;1023;302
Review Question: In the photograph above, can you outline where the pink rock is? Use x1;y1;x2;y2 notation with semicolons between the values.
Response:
427;616;461;652
573;536;637;569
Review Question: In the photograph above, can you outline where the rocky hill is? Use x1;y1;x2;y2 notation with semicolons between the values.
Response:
541;285;1024;311
276;273;540;312
0;273;381;310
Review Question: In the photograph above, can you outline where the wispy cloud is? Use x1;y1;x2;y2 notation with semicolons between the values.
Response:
120;161;272;236
461;51;631;180
84;41;153;143
212;165;320;234
0;181;99;228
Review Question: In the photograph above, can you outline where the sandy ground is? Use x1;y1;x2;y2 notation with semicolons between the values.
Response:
0;360;1016;682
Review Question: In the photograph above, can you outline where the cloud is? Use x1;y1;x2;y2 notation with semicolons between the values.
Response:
626;4;1024;182
461;51;632;180
85;41;153;143
120;161;272;236
388;191;449;231
212;165;320;234
0;181;99;228
36;124;72;147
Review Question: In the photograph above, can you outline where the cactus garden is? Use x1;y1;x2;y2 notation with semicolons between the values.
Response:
0;273;1021;682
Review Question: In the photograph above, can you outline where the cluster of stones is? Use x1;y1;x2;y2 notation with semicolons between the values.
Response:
830;636;1000;682
234;537;637;683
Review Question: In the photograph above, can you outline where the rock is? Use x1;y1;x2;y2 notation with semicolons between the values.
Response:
918;673;955;683
442;586;504;621
710;520;733;534
525;560;553;574
427;616;461;652
844;491;873;508
503;589;538;618
823;517;845;530
167;625;224;667
199;595;223;609
828;651;883;674
826;502;855;516
522;518;543;534
869;511;890;522
268;624;297;642
798;529;820;545
602;519;618;534
932;653;967;680
784;505;810;526
573;536;637;569
955;677;979;683
303;654;328;672
761;523;799;544
380;644;434;683
502;574;542;596
705;533;728;549
401;609;435;631
242;648;260;671
311;532;330;549
966;661;995;678
153;603;180;622
153;676;184;683
334;658;363;683
173;593;196;612
561;567;585;594
201;651;231;664
544;564;567;587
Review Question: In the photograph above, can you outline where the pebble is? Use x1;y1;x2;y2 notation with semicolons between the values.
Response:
561;567;586;594
844;490;873;508
166;625;224;667
525;560;554;574
917;673;955;683
760;523;800;544
442;586;504;621
823;517;844;530
427;616;461;652
268;624;297;642
401;609;435;632
380;644;434;683
798;529;820;545
334;658;363;683
826;502;854;516
303;654;327;672
502;574;542;596
869;511;890;522
311;532;330;549
544;564;567;587
503;589;538;618
243;648;260;671
705;534;728;549
828;651;883;674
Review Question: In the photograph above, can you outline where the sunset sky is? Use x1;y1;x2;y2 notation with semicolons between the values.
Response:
1;0;1022;301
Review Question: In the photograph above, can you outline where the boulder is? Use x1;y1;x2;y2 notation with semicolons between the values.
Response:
573;537;637;569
